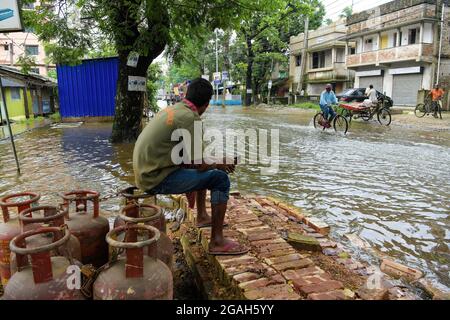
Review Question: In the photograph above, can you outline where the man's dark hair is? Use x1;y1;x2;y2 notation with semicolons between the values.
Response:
369;85;373;89
186;78;214;107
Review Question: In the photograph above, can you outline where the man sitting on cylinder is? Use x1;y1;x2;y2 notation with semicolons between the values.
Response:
133;78;248;256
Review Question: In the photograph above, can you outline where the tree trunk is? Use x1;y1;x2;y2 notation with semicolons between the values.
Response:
110;52;152;143
245;37;254;106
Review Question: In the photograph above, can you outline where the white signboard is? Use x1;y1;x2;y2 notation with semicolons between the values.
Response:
388;67;421;75
246;89;253;94
213;72;221;85
268;80;273;89
355;70;382;77
127;52;139;68
128;76;146;92
202;74;209;80
0;0;23;32
222;71;229;81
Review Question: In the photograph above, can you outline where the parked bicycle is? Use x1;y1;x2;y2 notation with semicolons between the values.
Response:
414;96;443;119
313;105;349;134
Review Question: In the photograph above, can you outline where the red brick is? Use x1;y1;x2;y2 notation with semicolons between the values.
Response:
290;274;332;287
243;284;297;300
264;253;306;265
219;256;259;268
224;263;266;276
239;275;285;291
308;290;346;300
294;280;343;295
282;266;325;280
250;238;285;246
233;272;262;283
257;242;293;252
248;232;281;242
258;249;298;258
272;258;314;271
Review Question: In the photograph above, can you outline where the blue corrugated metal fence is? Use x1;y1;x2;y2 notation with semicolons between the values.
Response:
57;57;119;118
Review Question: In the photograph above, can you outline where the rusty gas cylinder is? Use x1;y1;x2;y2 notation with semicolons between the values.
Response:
93;224;173;300
3;226;85;300
60;190;109;268
113;203;173;270
0;192;40;286
10;206;82;274
120;186;166;233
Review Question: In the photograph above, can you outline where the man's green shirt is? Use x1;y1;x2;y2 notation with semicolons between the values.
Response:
133;101;202;191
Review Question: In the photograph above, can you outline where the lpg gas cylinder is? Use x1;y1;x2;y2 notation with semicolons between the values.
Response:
2;226;85;300
113;203;173;270
10;206;82;274
0;192;40;285
93;224;173;300
60;190;109;268
120;186;166;233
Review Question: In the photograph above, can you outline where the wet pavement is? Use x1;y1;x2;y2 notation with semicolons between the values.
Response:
0;106;449;292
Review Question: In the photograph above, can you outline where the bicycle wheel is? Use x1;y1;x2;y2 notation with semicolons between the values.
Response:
313;112;326;130
333;115;348;134
377;108;391;126
414;103;426;118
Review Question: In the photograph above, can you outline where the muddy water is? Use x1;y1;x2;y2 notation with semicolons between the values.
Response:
0;106;449;292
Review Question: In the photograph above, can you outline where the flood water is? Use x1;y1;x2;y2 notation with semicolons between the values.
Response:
1;106;449;292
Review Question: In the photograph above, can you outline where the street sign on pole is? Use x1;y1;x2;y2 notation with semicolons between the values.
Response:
268;80;273;89
222;71;229;81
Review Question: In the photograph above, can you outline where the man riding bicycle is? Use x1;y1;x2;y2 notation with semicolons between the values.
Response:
429;84;445;118
319;84;338;127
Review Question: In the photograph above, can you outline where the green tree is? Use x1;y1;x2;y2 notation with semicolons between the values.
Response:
23;0;260;142
238;0;324;105
16;54;36;75
339;6;353;19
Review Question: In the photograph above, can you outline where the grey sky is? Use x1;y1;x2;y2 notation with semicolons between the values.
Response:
321;0;392;21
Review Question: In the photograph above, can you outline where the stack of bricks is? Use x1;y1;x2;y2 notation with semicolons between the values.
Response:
181;194;351;300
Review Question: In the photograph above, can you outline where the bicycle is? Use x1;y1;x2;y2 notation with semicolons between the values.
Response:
415;96;443;119
339;99;392;126
313;105;349;134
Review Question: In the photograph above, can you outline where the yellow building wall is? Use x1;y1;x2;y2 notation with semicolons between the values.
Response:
4;88;33;120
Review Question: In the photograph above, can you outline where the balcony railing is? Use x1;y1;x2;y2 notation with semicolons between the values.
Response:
346;43;434;67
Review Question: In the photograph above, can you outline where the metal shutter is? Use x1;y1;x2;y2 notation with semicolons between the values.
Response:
392;74;422;106
359;76;383;92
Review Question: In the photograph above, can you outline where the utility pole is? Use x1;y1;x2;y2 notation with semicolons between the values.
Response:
296;15;309;104
9;41;14;66
215;29;219;102
436;1;445;85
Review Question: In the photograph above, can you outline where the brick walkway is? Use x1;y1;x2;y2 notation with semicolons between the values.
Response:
178;193;419;300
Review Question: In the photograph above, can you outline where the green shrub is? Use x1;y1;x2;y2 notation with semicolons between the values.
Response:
291;102;321;110
49;112;61;122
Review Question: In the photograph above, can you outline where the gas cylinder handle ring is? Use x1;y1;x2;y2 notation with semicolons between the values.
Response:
106;224;160;249
60;190;99;202
119;203;161;224
120;186;153;200
0;192;41;207
19;205;65;224
10;226;71;255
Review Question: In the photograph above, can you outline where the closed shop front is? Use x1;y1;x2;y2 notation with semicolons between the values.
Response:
359;76;383;92
392;73;422;106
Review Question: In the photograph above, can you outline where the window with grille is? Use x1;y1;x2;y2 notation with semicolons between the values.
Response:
25;45;39;56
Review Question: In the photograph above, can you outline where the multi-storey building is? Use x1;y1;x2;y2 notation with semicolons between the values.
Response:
345;0;450;106
289;19;355;97
0;1;54;76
